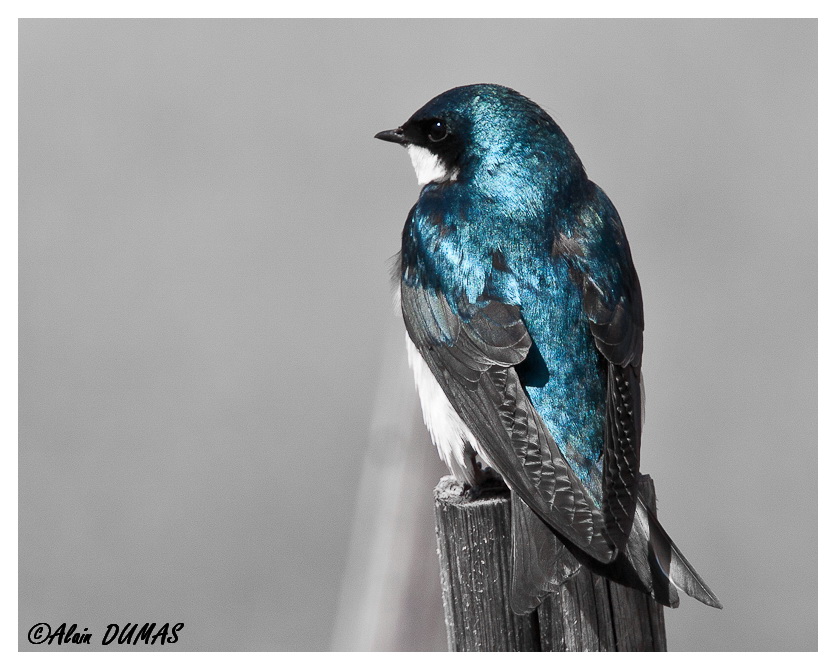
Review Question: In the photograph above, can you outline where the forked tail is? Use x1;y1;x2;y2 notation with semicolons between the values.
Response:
509;490;722;614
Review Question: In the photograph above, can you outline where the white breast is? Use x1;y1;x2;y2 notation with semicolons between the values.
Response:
405;333;489;485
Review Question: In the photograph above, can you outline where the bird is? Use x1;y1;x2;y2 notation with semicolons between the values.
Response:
375;83;721;614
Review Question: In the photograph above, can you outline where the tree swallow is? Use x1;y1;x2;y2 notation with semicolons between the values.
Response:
376;84;721;614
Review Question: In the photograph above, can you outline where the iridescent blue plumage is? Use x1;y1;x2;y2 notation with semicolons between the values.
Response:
378;84;720;613
401;86;637;504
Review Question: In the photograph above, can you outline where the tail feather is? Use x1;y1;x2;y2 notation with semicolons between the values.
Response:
510;491;580;615
639;496;723;609
508;489;722;612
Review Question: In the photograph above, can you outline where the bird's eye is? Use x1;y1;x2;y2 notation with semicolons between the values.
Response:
427;119;448;142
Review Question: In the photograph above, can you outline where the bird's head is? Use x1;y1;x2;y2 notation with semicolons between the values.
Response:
375;84;584;190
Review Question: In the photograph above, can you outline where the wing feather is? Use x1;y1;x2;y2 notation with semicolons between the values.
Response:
402;282;617;563
564;199;645;551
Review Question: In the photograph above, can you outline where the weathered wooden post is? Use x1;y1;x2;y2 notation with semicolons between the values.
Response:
434;474;667;652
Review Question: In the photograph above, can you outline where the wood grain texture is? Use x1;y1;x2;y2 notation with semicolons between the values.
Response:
434;474;667;652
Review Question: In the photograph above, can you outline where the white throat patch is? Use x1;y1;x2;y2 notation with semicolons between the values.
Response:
406;145;459;187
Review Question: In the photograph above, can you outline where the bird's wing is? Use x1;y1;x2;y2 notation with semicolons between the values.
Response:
402;281;617;563
562;188;645;551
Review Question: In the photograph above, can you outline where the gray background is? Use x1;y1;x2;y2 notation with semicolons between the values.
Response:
19;19;816;651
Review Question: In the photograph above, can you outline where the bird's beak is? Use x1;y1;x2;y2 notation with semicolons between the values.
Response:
374;127;406;145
